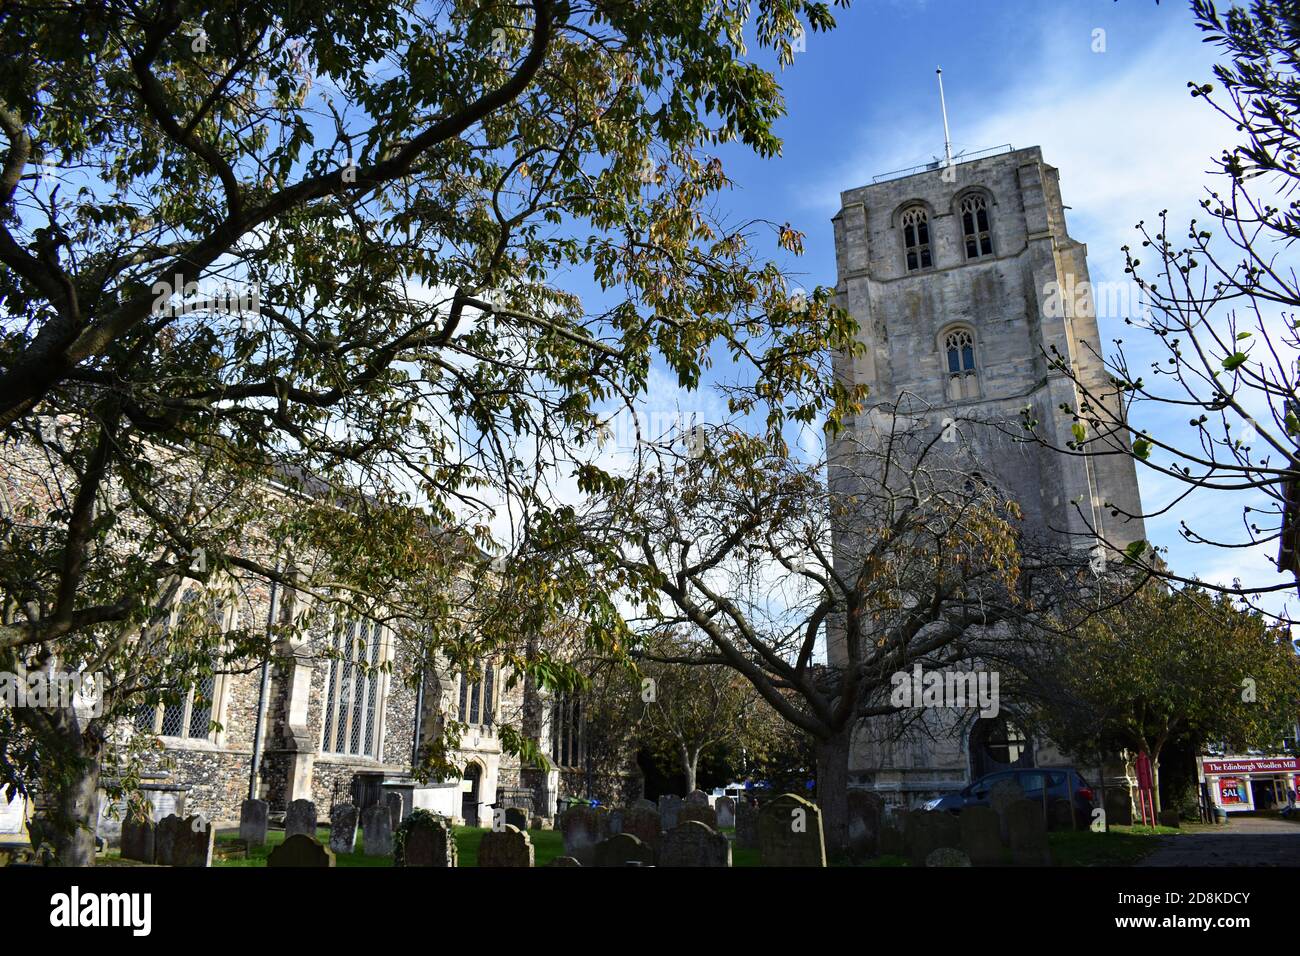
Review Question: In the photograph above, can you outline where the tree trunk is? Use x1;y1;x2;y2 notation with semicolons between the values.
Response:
31;713;103;866
682;746;698;794
816;727;851;855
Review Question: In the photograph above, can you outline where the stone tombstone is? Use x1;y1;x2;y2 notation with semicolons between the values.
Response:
479;824;534;867
846;790;883;856
1158;808;1181;829
268;833;335;867
1048;798;1076;832
607;809;624;835
329;803;359;855
284;799;317;840
679;802;717;829
757;793;826;867
504;807;529;831
685;789;711;807
659;821;731;867
362;803;394;857
632;798;657;812
908;811;960;869
547;855;582;867
715;796;736;829
621;805;663;855
988;779;1024;842
560;805;603;866
385;792;403;829
400;814;457;867
734;799;758;849
926;847;972;867
239;798;268;846
959;805;1003;866
1007;799;1051;866
120;816;155;864
594;832;655;867
658;794;683;830
155;814;213;867
1104;789;1132;827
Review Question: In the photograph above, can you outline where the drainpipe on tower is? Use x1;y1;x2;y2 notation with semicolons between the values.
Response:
248;564;282;800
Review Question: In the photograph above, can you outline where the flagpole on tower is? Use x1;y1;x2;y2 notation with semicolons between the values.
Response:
936;66;954;167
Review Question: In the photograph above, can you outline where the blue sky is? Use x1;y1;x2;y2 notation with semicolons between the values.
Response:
678;1;1291;611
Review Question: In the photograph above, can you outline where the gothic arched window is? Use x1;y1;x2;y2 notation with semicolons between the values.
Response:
321;616;387;757
943;326;979;400
960;194;993;259
133;586;226;742
901;206;932;272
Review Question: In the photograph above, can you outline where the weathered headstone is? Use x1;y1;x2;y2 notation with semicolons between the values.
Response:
504;806;529;831
926;847;972;867
385;792;403;829
362;803;393;857
658;794;683;829
607;809;624;835
560;805;603;866
1104;789;1132;827
239;798;268;846
329;803;359;854
908;811;960;868
155;814;213;867
479;824;534;867
757;793;826;867
685;789;711;807
959;805;1003;866
594;832;655;867
1007;799;1051;866
735;800;758;849
632;798;657;812
988;779;1024;842
659;821;730;867
267;833;335;867
715;796;736;829
120;816;155;864
621;805;662;856
399;814;457;866
284;799;317;839
846;790;883;856
679;802;717;829
1158;808;1180;829
1048;798;1076;832
546;855;581;866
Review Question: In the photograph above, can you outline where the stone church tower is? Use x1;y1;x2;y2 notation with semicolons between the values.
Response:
828;145;1147;803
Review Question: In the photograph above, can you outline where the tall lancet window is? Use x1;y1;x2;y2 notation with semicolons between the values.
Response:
960;194;993;259
944;327;978;400
901;206;932;272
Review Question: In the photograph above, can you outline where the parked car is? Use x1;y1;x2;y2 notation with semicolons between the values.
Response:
922;767;1096;819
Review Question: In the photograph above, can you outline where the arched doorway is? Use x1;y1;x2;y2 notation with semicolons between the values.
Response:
461;763;482;826
968;715;1034;780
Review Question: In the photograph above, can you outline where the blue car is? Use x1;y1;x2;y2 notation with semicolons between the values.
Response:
922;767;1096;819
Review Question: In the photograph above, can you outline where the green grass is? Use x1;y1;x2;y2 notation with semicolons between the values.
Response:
1046;824;1180;867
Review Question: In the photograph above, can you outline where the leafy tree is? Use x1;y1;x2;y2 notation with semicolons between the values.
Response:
0;0;856;863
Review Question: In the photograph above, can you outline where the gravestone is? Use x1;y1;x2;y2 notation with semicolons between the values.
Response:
1104;789;1132;827
1007;799;1051;866
734;800;758;849
621;805;662;855
479;824;533;867
329;803;359;854
362;804;393;857
284;799;317;839
658;794;683;829
594;832;655;867
547;856;581;866
908;811;960;868
846;790;883;856
399;814;457;867
268;833;335;867
1158;808;1180;829
239;799;268;846
632;798;657;812
679;802;717;829
560;805;604;866
1048;798;1076;832
715;796;736;829
504;807;529;831
878;820;905;857
120;816;155;864
926;847;972;867
385;792;403;829
959;805;1003;866
988;779;1024;842
757;793;826;867
608;809;624;835
685;789;711;807
659;821;730;867
155;814;213;867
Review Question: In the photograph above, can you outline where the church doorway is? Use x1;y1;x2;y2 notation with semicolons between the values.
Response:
969;715;1034;780
461;763;482;826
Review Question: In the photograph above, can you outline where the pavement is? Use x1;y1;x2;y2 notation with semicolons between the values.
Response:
1138;815;1300;866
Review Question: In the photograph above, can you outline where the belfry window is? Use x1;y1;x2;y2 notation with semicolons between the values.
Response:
960;194;993;259
944;327;979;400
901;206;932;272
